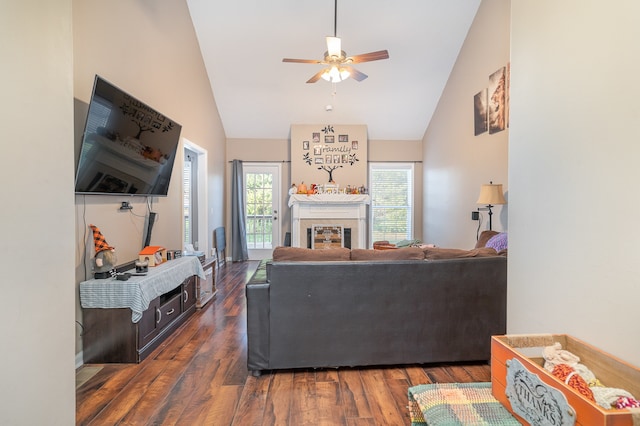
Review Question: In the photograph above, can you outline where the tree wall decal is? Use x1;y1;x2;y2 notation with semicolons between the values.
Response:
318;165;343;182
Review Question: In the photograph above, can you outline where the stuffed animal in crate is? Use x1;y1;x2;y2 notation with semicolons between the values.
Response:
89;224;117;279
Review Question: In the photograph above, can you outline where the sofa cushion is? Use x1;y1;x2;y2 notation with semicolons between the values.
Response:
486;232;508;252
272;246;351;261
424;247;500;260
475;230;499;248
351;247;425;261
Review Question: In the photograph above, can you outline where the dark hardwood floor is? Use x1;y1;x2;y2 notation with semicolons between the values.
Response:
76;260;491;425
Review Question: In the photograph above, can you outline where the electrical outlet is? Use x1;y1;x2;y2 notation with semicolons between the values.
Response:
471;211;480;221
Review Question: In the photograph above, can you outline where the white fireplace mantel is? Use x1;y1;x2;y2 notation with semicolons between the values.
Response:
289;194;370;249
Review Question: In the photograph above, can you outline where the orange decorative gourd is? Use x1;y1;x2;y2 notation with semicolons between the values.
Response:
297;182;307;194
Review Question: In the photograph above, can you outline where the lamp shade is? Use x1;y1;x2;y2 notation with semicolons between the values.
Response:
477;183;506;205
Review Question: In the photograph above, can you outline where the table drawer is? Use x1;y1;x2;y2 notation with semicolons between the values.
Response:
157;294;181;329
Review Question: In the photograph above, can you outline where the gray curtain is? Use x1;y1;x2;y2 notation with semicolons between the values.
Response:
231;159;249;262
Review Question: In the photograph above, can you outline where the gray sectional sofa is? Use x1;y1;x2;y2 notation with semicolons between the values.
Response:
245;245;507;376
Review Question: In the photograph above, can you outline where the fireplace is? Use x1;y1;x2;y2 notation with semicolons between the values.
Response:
307;227;351;249
288;194;370;249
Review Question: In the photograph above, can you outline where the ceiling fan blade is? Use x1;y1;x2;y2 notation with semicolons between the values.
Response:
345;66;368;82
306;69;326;83
349;50;389;63
283;58;322;64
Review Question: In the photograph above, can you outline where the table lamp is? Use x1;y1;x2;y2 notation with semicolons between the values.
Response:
477;181;506;230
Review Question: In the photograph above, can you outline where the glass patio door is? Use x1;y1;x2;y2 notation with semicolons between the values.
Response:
243;163;281;260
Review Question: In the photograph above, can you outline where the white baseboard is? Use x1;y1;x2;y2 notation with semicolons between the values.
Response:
75;351;84;369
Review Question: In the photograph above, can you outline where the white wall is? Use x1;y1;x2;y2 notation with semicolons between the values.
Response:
423;0;510;249
509;1;640;365
0;1;75;424
73;0;226;361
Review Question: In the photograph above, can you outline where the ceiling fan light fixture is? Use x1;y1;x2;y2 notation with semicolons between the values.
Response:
321;65;350;83
282;0;387;84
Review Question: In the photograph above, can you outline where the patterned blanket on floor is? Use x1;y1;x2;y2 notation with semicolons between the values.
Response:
408;382;520;425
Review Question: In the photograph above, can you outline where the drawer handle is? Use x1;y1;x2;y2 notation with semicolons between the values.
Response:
166;308;175;316
183;290;189;303
156;308;161;324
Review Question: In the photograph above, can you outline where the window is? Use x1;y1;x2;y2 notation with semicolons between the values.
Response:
183;148;198;249
369;163;414;245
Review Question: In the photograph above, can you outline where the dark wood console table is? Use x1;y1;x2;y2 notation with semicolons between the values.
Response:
80;256;205;363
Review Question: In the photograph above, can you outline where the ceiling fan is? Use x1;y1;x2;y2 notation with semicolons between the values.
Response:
282;0;389;84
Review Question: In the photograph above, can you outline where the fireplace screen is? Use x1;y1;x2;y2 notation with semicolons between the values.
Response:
311;225;344;249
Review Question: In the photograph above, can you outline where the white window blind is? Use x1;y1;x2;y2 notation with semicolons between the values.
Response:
183;156;192;246
369;163;414;245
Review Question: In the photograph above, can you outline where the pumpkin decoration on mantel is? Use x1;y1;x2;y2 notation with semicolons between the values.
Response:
297;182;307;194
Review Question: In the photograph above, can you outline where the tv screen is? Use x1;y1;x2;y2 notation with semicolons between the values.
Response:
74;75;182;196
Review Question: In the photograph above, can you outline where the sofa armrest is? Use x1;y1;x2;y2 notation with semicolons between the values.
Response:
246;281;270;374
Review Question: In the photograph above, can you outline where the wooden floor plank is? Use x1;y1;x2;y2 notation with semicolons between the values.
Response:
260;371;293;426
229;374;271;425
76;260;492;425
117;359;190;425
289;370;319;425
463;363;492;382
386;377;413;425
359;368;404;425
173;358;235;425
148;355;224;424
346;418;377;426
76;364;137;424
424;364;457;383
316;380;345;425
404;365;433;387
86;359;169;425
339;369;373;421
197;384;244;426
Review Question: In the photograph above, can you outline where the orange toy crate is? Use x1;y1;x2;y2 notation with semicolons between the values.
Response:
491;334;640;426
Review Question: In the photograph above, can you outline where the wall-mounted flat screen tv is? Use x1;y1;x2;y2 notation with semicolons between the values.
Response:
74;75;182;196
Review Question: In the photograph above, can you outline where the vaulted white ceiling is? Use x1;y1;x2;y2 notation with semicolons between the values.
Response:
186;0;481;141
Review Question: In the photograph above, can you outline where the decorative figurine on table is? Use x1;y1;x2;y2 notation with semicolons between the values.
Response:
89;224;117;279
289;183;297;196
